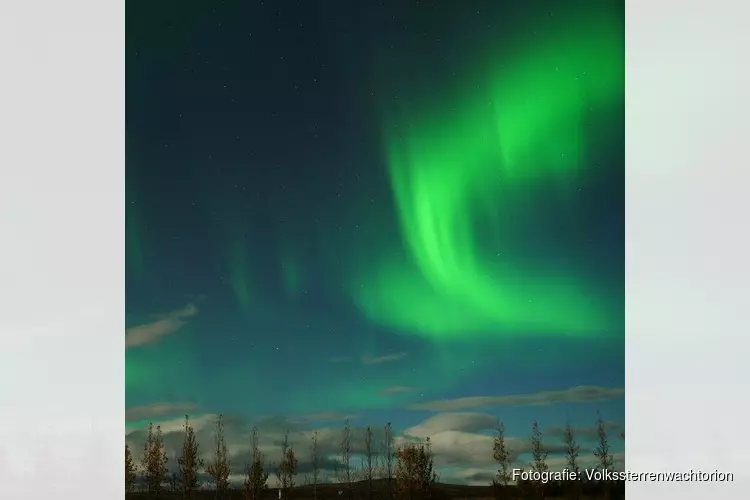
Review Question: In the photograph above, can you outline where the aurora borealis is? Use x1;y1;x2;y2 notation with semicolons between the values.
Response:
126;0;624;484
356;9;623;339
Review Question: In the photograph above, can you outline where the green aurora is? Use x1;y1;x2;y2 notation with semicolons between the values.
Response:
126;2;624;411
350;9;623;340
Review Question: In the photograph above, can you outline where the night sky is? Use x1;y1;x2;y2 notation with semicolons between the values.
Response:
126;0;625;485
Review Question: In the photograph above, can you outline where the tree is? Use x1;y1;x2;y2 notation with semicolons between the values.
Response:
338;419;353;499
382;422;395;499
562;421;581;500
530;420;549;499
593;412;614;500
125;443;137;495
168;472;181;494
363;425;377;500
206;414;231;500
140;423;169;496
178;415;204;500
277;431;298;499
491;420;512;499
244;426;269;500
394;438;434;500
310;430;320;500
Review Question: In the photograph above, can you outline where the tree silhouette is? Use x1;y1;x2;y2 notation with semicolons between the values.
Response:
593;412;614;500
491;420;512;499
206;414;231;500
177;415;204;499
562;421;580;500
244;426;269;500
394;437;434;500
382;422;395;499
277;431;298;499
125;443;137;495
530;420;549;499
338;419;353;499
310;430;320;500
140;423;169;497
363;425;376;500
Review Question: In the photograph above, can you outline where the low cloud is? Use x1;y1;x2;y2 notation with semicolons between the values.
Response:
126;402;200;422
546;421;625;442
404;412;497;437
362;352;407;365
125;303;198;349
407;386;625;411
289;412;361;424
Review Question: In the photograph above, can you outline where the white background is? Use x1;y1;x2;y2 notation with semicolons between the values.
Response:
0;0;748;497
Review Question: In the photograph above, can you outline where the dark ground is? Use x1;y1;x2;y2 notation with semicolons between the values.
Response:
127;478;626;499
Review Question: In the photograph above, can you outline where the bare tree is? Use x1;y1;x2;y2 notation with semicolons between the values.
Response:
140;423;169;497
491;420;512;499
177;415;204;500
277;431;298;499
364;425;376;500
593;412;614;500
244;426;269;500
394;438;434;500
562;421;581;500
383;422;395;499
310;430;320;500
206;414;231;500
125;443;137;495
338;419;353;499
168;472;181;494
530;420;549;499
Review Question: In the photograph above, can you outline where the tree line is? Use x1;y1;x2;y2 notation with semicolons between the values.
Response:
126;412;624;500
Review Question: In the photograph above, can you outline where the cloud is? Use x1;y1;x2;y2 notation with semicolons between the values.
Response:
125;303;198;349
289;412;361;424
544;452;626;472
362;352;406;365
399;412;569;470
404;412;497;437
546;421;625;442
125;402;200;422
379;386;417;396
407;386;624;411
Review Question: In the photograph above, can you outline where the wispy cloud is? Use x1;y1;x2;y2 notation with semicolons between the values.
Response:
379;386;418;396
125;303;198;349
362;351;407;365
125;402;200;422
407;386;625;411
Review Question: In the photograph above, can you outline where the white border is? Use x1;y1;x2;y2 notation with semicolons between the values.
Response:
626;0;749;496
0;0;124;497
1;0;748;497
